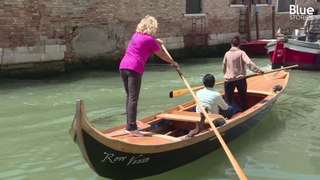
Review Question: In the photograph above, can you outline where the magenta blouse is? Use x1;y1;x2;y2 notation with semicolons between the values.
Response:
119;32;160;74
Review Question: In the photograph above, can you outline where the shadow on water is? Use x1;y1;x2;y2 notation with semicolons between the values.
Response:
0;69;122;91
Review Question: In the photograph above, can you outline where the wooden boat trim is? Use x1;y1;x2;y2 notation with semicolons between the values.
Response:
75;100;97;172
70;71;290;179
77;94;275;154
73;71;289;154
146;133;182;142
213;71;288;132
76;101;221;153
219;95;276;132
247;90;274;95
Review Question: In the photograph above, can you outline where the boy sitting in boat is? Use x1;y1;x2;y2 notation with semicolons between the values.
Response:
188;74;231;137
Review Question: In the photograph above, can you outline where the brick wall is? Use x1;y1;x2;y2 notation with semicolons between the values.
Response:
0;0;319;70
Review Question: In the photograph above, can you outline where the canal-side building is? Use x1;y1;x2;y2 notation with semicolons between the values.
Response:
0;0;319;76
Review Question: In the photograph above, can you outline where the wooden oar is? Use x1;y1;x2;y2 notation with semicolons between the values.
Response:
161;44;248;180
169;83;218;98
169;64;298;98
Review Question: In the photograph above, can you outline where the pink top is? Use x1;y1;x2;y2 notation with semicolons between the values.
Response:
223;47;263;82
119;32;160;74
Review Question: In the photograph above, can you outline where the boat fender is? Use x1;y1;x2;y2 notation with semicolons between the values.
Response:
272;85;283;92
213;118;226;127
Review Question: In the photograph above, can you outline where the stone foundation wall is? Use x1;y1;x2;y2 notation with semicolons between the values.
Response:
0;0;320;76
1;45;66;64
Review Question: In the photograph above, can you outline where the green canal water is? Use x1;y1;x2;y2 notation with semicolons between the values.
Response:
0;57;320;180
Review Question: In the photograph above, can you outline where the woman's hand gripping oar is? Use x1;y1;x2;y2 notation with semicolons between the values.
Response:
161;44;248;180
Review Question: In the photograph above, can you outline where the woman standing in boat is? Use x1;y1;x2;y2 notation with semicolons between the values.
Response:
222;35;264;111
119;15;179;137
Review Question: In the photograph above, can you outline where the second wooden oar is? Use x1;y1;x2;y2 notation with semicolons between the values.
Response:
161;44;248;180
169;64;298;98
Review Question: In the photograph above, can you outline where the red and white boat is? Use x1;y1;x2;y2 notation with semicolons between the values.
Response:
267;37;320;70
240;39;272;55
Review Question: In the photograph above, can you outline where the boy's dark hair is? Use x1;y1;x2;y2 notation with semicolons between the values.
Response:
202;74;215;87
231;35;241;47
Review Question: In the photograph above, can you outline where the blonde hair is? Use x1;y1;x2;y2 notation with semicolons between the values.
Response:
136;15;158;36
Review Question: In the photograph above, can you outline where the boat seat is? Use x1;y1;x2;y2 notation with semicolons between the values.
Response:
137;120;151;130
156;111;223;124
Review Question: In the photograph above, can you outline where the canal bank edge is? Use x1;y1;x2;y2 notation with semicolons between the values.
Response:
0;43;231;78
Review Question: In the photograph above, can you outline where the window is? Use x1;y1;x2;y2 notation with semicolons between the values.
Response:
277;0;295;13
186;0;202;14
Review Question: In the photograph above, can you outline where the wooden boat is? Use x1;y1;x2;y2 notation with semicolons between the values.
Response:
267;38;320;70
70;70;290;179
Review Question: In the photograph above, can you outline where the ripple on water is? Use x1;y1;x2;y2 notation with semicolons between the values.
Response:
0;170;26;179
244;155;320;179
1;59;320;179
53;160;83;170
307;136;320;161
28;167;46;173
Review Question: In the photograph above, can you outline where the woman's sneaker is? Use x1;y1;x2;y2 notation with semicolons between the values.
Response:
124;129;144;137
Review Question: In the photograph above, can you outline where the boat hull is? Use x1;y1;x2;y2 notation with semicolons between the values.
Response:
71;70;290;179
267;39;320;70
79;100;275;179
240;40;270;55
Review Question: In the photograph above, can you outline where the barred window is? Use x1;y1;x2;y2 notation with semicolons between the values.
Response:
277;0;296;13
186;0;202;14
